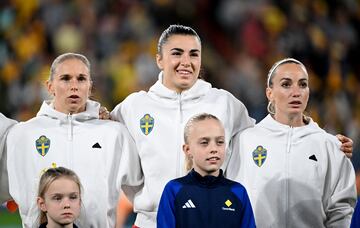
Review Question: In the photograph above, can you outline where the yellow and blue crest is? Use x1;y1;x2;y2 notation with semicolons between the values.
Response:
140;114;154;135
36;135;50;157
252;145;267;167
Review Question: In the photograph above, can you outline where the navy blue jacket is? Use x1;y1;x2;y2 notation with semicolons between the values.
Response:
351;197;360;228
157;169;256;228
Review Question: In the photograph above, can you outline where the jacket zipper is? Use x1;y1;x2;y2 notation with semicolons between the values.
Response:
176;93;183;177
67;113;73;141
285;127;293;227
67;113;74;168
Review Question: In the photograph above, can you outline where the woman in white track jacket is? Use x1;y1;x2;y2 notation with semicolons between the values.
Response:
6;53;135;228
227;58;357;228
0;113;17;202
111;25;255;228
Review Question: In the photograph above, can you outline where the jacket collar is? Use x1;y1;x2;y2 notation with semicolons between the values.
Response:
190;169;224;188
36;100;100;124
148;71;212;103
258;114;325;139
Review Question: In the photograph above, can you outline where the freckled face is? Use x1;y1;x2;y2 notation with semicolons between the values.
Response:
156;34;201;93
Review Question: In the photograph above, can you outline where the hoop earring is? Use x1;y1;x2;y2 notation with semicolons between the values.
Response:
267;101;275;115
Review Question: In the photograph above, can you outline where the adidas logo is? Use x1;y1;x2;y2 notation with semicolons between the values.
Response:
92;142;101;149
182;199;196;208
309;154;317;161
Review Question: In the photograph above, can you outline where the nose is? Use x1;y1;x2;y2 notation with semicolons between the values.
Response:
292;85;301;97
70;78;78;91
62;197;71;209
210;142;218;154
63;201;70;209
180;54;190;67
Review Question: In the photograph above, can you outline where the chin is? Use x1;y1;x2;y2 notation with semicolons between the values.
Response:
288;111;303;117
69;105;86;114
177;84;191;91
58;221;73;226
206;167;220;174
59;218;75;225
180;80;196;89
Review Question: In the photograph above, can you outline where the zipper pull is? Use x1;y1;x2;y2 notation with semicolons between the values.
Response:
67;113;73;141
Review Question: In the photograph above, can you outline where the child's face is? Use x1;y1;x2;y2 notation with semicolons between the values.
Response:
38;177;81;226
183;118;225;176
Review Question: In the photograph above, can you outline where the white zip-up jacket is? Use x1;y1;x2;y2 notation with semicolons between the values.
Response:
0;113;17;203
112;72;255;228
227;114;356;228
6;100;136;228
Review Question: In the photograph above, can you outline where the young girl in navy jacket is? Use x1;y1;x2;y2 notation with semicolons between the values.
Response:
157;113;255;228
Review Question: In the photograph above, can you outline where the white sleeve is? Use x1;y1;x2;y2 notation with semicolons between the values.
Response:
111;94;137;124
117;128;143;203
224;131;242;180
222;92;255;172
323;139;357;227
227;92;255;137
0;117;16;203
110;102;125;123
112;98;144;202
0;114;16;159
0;143;11;203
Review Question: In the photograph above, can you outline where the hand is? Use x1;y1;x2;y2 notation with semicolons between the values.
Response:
99;106;111;120
6;200;18;213
336;134;353;158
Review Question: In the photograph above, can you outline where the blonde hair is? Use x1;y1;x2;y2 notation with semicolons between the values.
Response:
49;52;91;81
267;58;307;88
37;167;82;225
183;113;222;172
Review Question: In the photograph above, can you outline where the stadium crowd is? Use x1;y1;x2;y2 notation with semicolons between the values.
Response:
1;0;359;198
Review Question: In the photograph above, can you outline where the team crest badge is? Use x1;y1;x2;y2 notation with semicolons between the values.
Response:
252;145;267;167
36;135;50;157
140;114;154;135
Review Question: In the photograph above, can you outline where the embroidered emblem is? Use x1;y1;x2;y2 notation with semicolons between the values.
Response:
225;199;232;207
36;135;50;157
252;145;267;167
140;114;154;135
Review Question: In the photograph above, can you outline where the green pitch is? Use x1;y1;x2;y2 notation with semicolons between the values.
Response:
0;208;21;228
